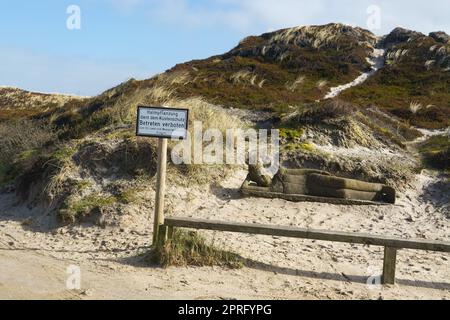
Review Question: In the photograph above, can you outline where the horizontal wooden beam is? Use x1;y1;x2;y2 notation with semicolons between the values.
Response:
164;217;450;253
241;185;391;206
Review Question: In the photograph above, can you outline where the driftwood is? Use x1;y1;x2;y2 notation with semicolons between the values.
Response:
242;167;396;205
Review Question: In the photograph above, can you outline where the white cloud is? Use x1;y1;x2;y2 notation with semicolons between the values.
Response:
146;0;251;31
144;0;450;35
109;0;143;13
0;47;152;96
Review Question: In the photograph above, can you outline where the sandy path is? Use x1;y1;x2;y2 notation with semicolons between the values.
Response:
0;169;449;300
324;49;385;100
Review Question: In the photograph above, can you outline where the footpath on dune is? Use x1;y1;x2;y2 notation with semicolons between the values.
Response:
324;48;386;100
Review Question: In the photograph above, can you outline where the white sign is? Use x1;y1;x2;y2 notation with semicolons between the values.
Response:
136;106;189;140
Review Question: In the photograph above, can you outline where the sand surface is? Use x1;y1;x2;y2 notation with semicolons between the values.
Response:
0;169;449;300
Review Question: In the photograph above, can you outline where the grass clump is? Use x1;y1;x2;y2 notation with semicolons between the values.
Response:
115;187;142;204
282;100;356;127
371;123;405;148
73;180;92;192
285;141;316;153
0;161;16;187
59;186;143;223
40;144;78;199
299;142;316;152
0;119;58;186
149;229;244;269
59;194;117;223
279;128;304;140
356;113;406;148
52;145;77;163
419;135;450;170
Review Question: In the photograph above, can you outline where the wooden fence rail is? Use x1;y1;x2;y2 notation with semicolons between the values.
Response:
162;217;450;285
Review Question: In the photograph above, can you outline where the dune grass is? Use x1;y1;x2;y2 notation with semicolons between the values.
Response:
148;229;244;269
59;194;117;223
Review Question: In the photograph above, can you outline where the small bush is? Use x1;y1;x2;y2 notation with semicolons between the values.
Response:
0;119;58;185
59;193;117;223
115;187;143;205
419;135;450;170
283;100;356;126
148;229;244;269
0;119;57;163
0;161;16;186
73;139;158;179
58;185;145;223
356;113;406;148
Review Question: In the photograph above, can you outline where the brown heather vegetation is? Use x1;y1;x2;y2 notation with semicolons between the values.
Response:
341;32;450;129
131;24;376;112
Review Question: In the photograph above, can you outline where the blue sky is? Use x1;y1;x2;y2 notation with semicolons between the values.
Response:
0;0;449;96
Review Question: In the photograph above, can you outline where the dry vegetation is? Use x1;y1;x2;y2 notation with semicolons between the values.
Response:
0;119;58;186
1;24;448;230
419;134;450;171
148;229;244;269
280;100;356;126
0;87;86;121
141;24;377;111
341;30;450;129
0;75;248;225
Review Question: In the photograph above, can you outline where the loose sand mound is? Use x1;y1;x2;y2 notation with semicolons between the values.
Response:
0;169;448;300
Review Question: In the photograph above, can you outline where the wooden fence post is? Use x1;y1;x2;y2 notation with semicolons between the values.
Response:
157;225;169;247
153;138;168;246
168;226;175;240
382;247;397;285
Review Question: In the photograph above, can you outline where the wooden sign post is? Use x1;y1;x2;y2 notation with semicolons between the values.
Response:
153;138;168;244
136;106;189;246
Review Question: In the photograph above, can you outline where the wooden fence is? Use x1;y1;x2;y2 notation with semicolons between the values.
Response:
160;217;450;285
